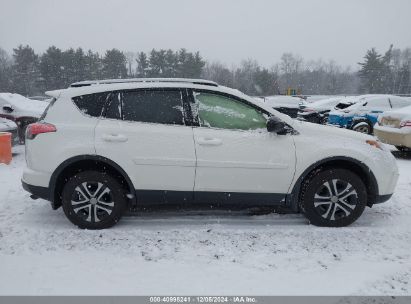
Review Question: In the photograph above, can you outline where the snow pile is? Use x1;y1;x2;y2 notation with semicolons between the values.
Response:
264;96;306;108
380;105;411;121
0;93;48;117
0;118;17;131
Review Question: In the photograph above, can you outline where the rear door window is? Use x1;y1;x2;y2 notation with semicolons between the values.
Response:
105;92;122;120
122;89;184;125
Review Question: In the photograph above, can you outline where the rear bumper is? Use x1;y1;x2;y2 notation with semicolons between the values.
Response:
22;180;61;210
374;126;411;148
374;193;393;204
22;180;50;201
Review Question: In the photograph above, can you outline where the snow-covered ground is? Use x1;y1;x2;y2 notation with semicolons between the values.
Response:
1;145;411;295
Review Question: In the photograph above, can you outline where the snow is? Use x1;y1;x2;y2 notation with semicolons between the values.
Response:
301;97;348;112
380;105;411;121
0;118;17;131
304;95;339;103
1;146;411;295
375;124;411;135
0;93;48;117
264;96;306;108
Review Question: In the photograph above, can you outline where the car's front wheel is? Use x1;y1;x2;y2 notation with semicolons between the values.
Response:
62;171;127;229
352;121;372;134
300;169;367;227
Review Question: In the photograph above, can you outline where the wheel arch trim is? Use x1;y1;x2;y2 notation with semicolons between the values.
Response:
49;155;136;209
286;156;379;211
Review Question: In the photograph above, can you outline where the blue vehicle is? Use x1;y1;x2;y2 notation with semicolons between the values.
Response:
328;95;411;134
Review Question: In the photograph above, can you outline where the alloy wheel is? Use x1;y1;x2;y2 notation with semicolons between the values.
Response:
313;179;358;221
70;181;114;223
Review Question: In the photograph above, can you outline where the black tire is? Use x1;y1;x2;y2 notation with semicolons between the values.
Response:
300;168;367;227
352;121;372;134
62;171;127;229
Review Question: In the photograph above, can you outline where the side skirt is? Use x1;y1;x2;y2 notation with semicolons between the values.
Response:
135;190;288;209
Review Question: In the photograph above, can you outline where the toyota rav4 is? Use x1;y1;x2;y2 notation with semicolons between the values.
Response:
22;78;399;229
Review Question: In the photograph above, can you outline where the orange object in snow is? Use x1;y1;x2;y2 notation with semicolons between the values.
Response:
0;132;12;165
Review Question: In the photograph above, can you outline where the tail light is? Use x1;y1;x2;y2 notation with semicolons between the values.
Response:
400;120;411;128
303;108;315;112
26;123;57;140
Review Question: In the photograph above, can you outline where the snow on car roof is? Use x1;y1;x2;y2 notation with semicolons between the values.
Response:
49;80;220;99
0;93;48;115
263;96;305;109
379;104;411;121
309;96;346;107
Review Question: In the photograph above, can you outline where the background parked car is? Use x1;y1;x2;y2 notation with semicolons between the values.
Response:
0;118;19;146
299;95;338;103
0;93;48;143
374;105;411;152
263;95;306;118
327;95;411;134
297;97;349;124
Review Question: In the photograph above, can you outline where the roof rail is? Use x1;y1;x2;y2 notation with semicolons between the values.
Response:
70;78;218;88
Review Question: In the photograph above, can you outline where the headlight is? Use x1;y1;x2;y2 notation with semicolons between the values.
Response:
366;139;382;150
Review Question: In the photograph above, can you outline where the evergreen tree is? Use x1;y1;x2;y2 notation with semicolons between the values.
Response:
192;51;206;78
84;50;102;80
254;68;277;95
11;45;40;96
148;49;167;77
163;49;177;77
176;48;188;77
136;52;148;77
39;46;64;90
73;48;87;82
358;48;385;93
102;49;127;79
0;47;12;92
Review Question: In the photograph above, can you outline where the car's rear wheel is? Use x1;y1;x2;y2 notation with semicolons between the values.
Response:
62;171;127;229
352;121;372;134
300;169;367;227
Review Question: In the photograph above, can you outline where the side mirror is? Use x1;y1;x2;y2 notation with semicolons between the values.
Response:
2;104;14;113
267;116;289;135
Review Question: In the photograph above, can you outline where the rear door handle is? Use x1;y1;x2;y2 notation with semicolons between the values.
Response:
102;134;128;142
197;137;222;146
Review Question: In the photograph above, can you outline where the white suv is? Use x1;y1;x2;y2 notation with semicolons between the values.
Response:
22;78;399;229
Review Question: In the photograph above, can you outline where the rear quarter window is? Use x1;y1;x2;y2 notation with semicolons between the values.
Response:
72;93;110;117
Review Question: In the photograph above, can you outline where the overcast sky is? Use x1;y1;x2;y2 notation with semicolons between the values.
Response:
1;0;411;68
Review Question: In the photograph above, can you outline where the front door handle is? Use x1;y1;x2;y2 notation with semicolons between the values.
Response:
197;137;222;146
102;134;128;143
